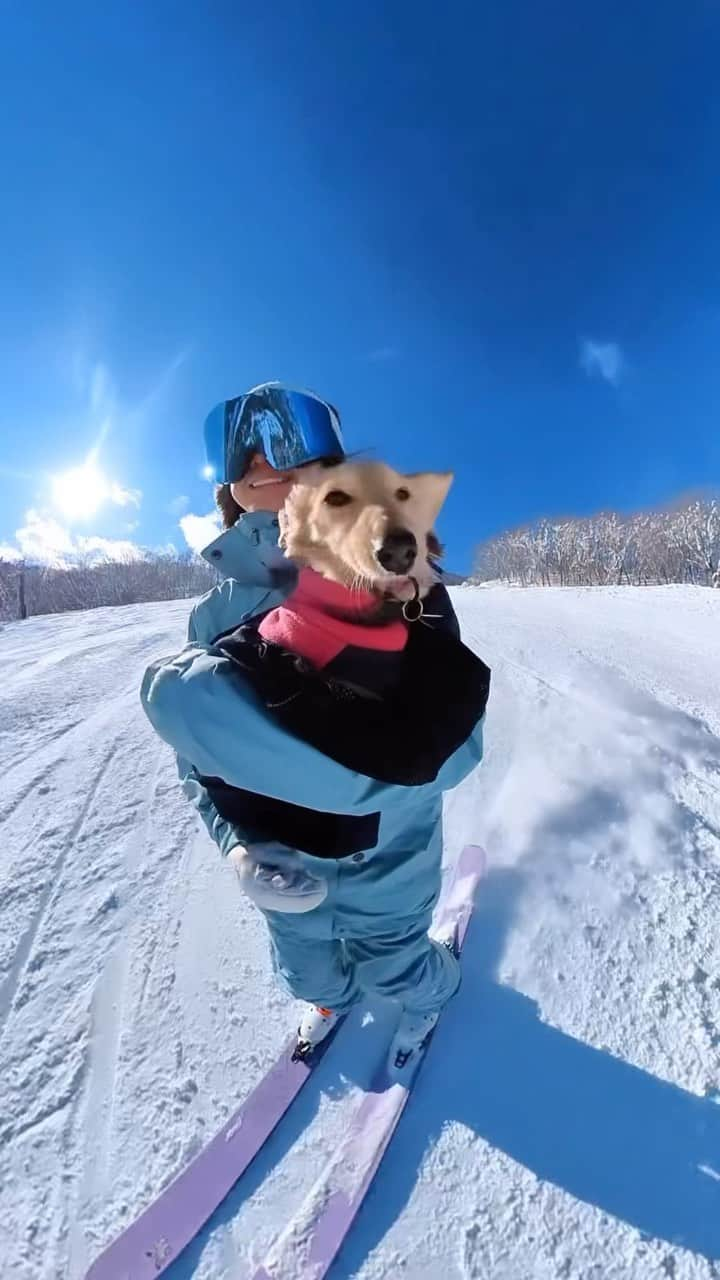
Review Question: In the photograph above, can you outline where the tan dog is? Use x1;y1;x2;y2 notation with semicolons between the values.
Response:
278;460;453;601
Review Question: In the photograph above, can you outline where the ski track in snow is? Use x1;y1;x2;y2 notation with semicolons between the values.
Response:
1;587;720;1280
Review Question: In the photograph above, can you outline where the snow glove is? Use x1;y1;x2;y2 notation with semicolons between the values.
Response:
228;844;328;914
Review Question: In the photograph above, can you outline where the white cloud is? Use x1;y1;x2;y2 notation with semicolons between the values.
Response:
109;482;142;509
168;494;190;517
0;543;23;563
76;536;145;564
16;511;75;564
11;508;144;568
179;511;221;554
580;339;624;386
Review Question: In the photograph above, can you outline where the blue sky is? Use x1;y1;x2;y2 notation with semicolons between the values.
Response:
1;2;719;573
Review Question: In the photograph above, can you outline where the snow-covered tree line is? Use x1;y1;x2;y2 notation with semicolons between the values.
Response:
2;496;719;621
0;552;218;621
471;498;720;588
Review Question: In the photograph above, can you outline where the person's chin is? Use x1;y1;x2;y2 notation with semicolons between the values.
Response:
247;484;292;513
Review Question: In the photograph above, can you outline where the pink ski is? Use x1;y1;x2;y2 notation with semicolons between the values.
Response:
84;845;484;1280
253;843;486;1280
84;1027;339;1279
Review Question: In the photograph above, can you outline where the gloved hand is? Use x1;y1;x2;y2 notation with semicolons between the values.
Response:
227;843;328;914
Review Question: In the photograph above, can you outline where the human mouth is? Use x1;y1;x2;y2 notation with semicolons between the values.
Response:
248;476;291;489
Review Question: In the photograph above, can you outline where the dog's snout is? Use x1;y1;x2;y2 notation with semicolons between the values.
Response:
377;528;417;574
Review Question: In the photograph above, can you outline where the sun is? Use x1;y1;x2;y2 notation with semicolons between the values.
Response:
51;463;110;521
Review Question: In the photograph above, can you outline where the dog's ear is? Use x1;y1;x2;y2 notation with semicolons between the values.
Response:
405;471;454;521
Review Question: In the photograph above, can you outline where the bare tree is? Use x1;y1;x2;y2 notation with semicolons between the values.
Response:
0;559;27;622
0;550;218;621
471;498;720;589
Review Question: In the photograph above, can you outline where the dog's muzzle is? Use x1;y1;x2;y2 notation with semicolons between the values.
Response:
377;528;417;574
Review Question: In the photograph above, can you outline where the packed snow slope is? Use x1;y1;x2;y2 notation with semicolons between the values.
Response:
1;585;720;1280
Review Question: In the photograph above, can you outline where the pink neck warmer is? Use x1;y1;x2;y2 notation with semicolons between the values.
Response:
258;567;408;669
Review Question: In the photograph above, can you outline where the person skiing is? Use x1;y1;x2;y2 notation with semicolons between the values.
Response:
141;382;488;1073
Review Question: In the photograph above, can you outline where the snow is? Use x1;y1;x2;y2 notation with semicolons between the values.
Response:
1;585;719;1280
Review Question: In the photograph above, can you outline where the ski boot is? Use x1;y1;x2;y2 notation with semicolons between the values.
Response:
293;1005;340;1061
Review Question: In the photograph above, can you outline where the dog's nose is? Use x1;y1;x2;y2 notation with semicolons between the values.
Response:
377;528;417;574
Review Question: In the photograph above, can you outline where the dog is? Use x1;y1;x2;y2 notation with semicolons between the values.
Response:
249;459;454;709
277;459;453;606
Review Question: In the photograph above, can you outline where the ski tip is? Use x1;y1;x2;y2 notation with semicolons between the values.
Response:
441;845;487;893
456;845;487;881
460;842;487;866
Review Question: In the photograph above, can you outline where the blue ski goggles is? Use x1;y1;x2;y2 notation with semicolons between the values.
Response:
203;384;345;484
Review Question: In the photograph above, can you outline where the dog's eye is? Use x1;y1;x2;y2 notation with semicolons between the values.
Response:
395;487;411;502
324;489;353;507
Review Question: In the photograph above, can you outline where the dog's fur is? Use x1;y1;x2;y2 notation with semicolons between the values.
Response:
278;461;453;601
